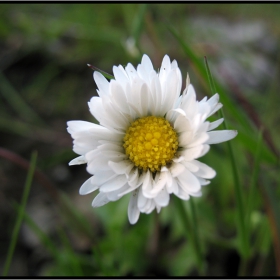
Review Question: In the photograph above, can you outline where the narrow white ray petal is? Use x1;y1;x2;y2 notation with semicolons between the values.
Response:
137;188;148;209
159;55;171;83
191;160;216;179
88;96;103;122
177;169;201;193
99;174;127;192
151;171;168;194
137;64;149;84
91;170;117;186
101;151;127;160
208;103;223;117
106;184;129;201
125;63;138;81
200;144;210;157
206;93;219;108
189;190;202;197
172;156;185;163
174;114;192;133
170;162;186;177
140;83;149;116
197;177;210;186
93;71;109;97
108;160;134;175
67;120;98;134
175;186;190;201
145;200;156;214
187;132;209;148
110;80;130;114
205;130;238;144
154;188;170;207
113;65;129;86
128;189;140;224
142;170;151;191
182;161;199;173
92;192;110;207
97;143;124;153
69;155;87;166
141;197;152;213
161;69;178;113
79;177;99;195
156;205;161;213
208;118;224;131
178;131;194;147
179;145;204;161
141;54;154;74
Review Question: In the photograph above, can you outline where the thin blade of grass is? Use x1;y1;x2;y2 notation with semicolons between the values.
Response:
57;226;84;276
87;64;114;80
2;151;37;276
245;128;263;242
0;73;46;125
204;57;249;260
131;4;147;48
173;196;205;275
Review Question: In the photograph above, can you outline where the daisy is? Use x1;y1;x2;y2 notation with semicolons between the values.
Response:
67;54;237;224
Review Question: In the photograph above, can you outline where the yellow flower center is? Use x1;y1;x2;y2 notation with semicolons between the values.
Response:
123;116;178;173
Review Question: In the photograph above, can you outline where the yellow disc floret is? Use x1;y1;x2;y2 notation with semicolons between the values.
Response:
123;116;178;173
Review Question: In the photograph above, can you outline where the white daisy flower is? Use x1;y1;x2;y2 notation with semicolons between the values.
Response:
67;54;237;224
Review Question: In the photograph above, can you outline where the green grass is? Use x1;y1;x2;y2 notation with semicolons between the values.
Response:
1;3;280;277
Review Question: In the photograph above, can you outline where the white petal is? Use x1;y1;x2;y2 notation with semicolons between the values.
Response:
208;118;224;131
108;160;134;175
112;65;129;86
92;192;110;207
177;169;201;193
125;63;138;81
175;186;190;200
151;171;168;194
93;71;109;97
141;54;154;74
140;83;149;116
110;80;130;114
182;161;199;173
174;114;192;133
137;188;148;209
206;93;219;109
99;174;127;192
69;155;87;165
79;177;98;195
170;162;186;177
178;130;193;147
180;145;204;161
91;170;117;186
128;189;140;224
208;103;223;117
191;160;216;179
187;132;209;148
205;130;238;144
106;184;129;201
154;187;170;207
88;96;103;123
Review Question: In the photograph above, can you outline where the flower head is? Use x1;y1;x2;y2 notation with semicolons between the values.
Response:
67;54;237;224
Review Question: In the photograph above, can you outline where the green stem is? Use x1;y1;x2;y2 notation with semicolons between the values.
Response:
2;151;37;276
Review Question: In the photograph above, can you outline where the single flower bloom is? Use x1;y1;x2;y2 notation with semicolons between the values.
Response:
67;54;237;224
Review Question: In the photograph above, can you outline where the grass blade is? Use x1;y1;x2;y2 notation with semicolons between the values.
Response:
2;151;37;276
173;196;205;275
204;57;249;261
87;64;114;80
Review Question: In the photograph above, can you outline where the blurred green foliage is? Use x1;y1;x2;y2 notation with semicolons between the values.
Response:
1;3;280;277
